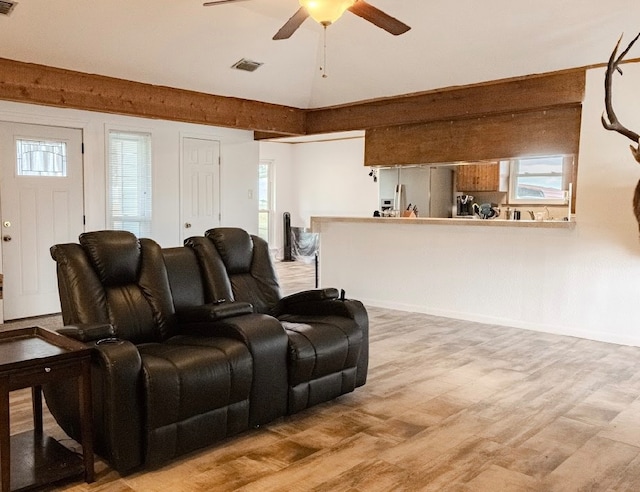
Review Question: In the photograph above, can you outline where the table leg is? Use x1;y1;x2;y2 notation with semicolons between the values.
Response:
0;376;9;492
78;358;94;483
32;385;43;436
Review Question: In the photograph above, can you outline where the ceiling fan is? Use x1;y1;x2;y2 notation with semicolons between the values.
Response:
202;0;411;40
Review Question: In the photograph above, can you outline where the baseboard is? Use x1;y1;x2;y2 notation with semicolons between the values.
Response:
361;298;640;348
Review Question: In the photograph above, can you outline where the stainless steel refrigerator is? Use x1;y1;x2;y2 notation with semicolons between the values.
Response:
379;166;454;218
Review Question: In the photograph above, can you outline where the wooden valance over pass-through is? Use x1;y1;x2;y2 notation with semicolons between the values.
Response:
362;70;585;166
364;105;583;166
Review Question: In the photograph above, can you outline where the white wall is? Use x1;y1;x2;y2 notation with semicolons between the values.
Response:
260;137;379;255
291;138;378;226
316;63;640;347
0;100;258;248
219;140;260;235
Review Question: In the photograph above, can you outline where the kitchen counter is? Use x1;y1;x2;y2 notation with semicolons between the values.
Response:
310;216;576;232
309;214;586;349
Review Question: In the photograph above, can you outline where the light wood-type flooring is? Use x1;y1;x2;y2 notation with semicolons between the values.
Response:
5;260;640;491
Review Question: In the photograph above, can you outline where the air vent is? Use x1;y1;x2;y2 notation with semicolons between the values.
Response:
231;58;263;73
0;0;17;16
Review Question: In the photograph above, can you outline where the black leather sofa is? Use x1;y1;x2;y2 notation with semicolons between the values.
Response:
44;228;368;475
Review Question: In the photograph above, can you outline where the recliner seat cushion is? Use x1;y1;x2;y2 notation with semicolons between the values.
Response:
281;316;361;385
280;314;363;412
138;337;252;466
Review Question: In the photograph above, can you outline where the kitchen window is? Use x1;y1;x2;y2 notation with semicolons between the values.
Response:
107;130;152;236
508;155;572;205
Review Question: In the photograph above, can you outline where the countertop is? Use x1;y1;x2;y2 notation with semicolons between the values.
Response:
310;216;576;232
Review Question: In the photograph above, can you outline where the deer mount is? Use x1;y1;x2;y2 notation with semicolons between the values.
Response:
601;32;640;230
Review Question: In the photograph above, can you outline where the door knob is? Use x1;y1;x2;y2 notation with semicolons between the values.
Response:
184;223;192;229
3;235;11;242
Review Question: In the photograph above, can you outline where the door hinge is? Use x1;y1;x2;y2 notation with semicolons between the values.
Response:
81;142;85;154
83;215;86;225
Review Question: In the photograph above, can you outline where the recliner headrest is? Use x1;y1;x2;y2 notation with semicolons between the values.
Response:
79;230;141;286
206;228;253;274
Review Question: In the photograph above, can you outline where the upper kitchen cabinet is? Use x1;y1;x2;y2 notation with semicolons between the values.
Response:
456;162;507;192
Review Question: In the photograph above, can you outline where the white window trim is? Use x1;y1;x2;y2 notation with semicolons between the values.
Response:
508;155;572;206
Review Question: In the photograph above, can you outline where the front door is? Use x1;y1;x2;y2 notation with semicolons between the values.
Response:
0;123;84;320
181;137;221;241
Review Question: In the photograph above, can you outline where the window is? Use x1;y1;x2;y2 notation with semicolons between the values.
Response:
16;138;67;177
509;155;572;205
107;131;152;236
258;161;274;243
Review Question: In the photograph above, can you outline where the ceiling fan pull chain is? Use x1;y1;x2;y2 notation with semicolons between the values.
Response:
321;24;328;78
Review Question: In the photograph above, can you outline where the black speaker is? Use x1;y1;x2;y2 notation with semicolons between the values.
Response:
283;212;293;261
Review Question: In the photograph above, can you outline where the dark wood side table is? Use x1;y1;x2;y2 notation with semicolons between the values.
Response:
0;327;94;492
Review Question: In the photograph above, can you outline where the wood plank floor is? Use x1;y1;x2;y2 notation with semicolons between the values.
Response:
5;260;640;490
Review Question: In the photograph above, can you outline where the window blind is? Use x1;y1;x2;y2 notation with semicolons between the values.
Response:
107;131;152;236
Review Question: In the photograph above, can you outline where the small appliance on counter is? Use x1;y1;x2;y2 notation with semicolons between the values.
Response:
380;198;393;213
456;194;474;216
473;202;500;219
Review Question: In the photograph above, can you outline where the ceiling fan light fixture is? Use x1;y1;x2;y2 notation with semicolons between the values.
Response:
298;0;355;26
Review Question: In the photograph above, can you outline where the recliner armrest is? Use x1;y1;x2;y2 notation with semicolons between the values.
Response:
89;337;145;473
43;335;145;474
274;288;341;316
281;288;340;304
57;323;115;343
177;301;254;323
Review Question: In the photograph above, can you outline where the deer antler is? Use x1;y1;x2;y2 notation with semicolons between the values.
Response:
602;33;640;162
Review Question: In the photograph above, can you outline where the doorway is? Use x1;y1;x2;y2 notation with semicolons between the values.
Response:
0;123;84;320
180;137;221;241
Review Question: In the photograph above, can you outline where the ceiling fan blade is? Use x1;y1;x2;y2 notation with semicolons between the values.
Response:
203;0;251;6
273;7;309;40
348;0;411;35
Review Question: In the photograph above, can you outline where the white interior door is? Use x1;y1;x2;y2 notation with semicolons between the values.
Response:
181;137;221;240
0;123;84;320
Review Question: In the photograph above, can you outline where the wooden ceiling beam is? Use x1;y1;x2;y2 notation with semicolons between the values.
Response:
0;58;306;135
305;70;585;134
0;58;586;138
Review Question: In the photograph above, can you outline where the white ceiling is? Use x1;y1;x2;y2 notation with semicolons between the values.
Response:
0;0;639;109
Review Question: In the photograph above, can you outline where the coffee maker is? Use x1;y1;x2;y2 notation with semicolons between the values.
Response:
456;194;474;216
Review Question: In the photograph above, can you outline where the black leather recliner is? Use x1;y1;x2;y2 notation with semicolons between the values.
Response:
46;228;369;475
186;227;369;413
45;231;255;474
